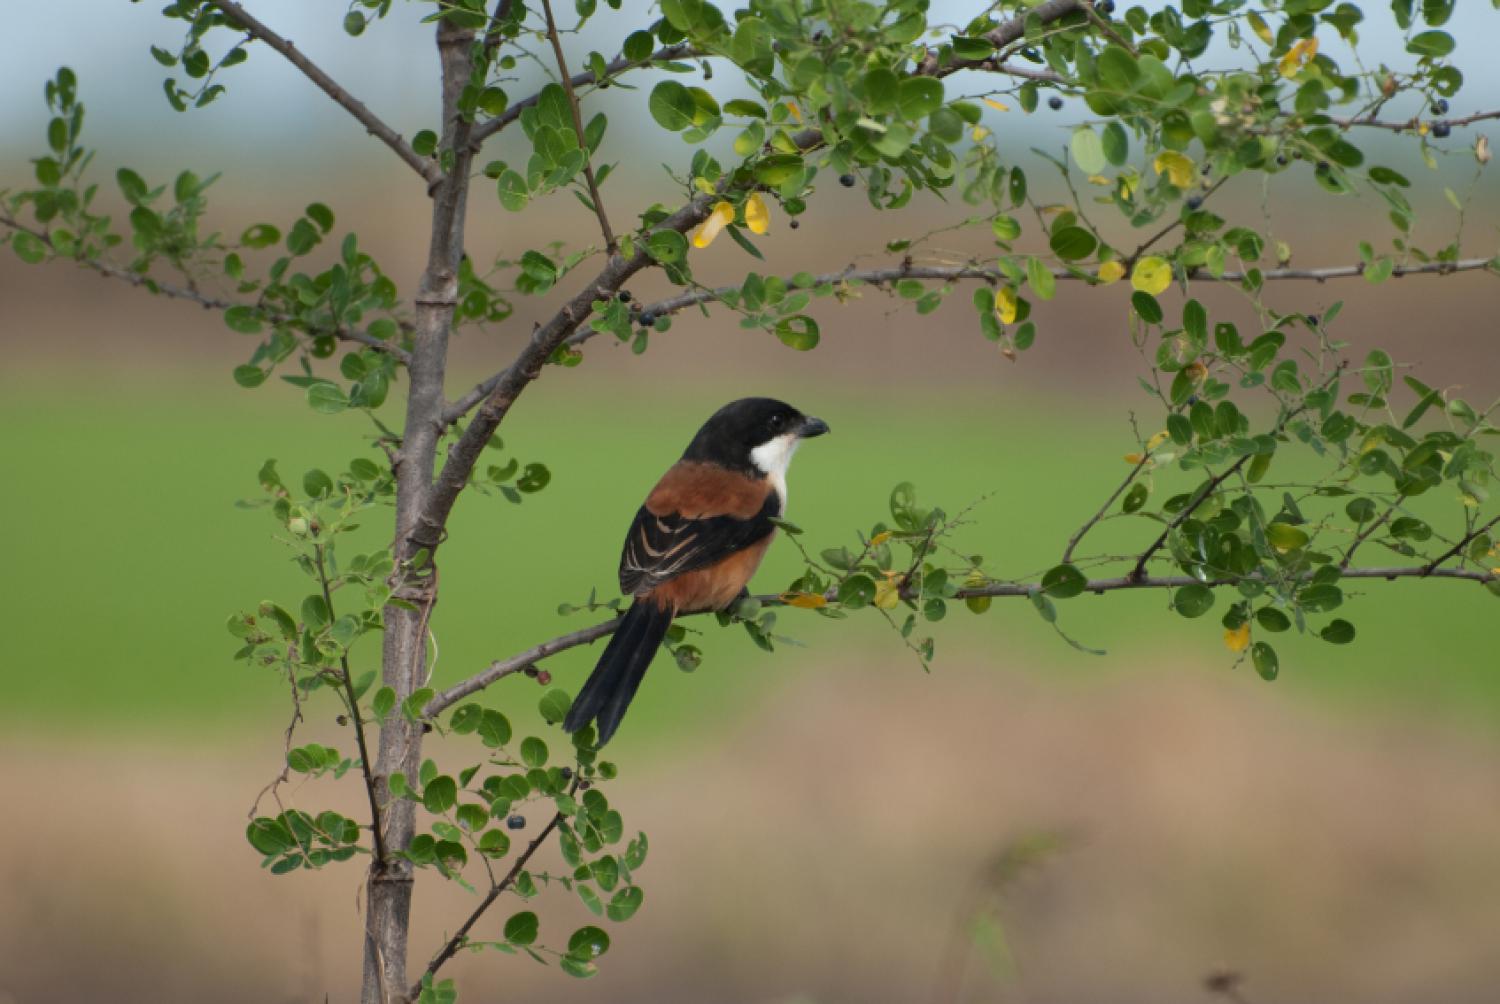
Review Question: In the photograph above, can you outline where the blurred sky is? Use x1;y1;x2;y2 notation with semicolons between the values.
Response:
3;1;1499;171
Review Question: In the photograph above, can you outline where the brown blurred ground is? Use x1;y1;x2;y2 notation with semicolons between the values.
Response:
4;661;1499;1004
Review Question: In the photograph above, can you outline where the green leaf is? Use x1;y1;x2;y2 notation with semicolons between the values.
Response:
1101;121;1129;166
648;80;697;131
1025;256;1055;300
1251;641;1279;680
224;305;261;334
568;925;611;959
1406;30;1455;56
774;315;819;350
1049;227;1097;262
1041;564;1087;599
372;687;396;720
1131;291;1163;324
479;710;513;748
504;910;539;945
1070;127;1105;175
307;383;350;414
450;704;483;734
520;736;548;767
1320;619;1356;644
1265;522;1309;551
646;229;687;265
897;77;945;119
1173;584;1215;618
11;231;46;264
538;688;572;724
606;886;644;921
423;776;458;814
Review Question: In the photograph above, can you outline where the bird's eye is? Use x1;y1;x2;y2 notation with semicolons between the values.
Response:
768;413;785;430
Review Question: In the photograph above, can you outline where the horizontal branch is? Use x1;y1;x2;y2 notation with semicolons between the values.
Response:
547;255;1497;356
424;564;1498;716
1331;108;1500;132
0;211;411;363
206;0;442;188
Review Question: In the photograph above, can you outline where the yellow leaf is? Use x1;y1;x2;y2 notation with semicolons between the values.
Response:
1247;11;1274;45
744;192;770;235
693;177;716;195
983;98;1010;112
1278;37;1318;79
1146;430;1170;449
691;201;735;249
781;592;827;609
1096;260;1125;284
995;285;1018;324
1087;173;1112;186
1130;256;1172;296
1476;135;1492;165
972;126;991;142
1224;622;1251;653
1123;452;1145;464
784;101;802;122
870;531;893;546
1418;121;1430;136
873;578;901;610
1152;150;1196;189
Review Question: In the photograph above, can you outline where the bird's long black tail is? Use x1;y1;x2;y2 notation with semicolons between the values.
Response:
562;599;673;746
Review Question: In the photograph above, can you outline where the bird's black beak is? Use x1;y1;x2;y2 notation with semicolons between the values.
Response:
799;416;830;438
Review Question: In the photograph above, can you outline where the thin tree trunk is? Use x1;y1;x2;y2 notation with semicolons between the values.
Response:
361;15;476;1003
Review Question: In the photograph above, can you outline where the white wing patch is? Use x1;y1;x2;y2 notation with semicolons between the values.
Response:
749;432;801;510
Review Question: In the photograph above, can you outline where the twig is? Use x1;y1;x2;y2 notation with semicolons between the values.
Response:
1329;108;1500;132
204;0;441;187
423;564;1496;715
439;255;1495;426
313;542;387;867
1081;1;1136;55
0;211;412;364
1062;450;1154;564
1421;512;1500;575
467;43;697;151
1130;367;1345;581
538;0;616;252
412;782;577;993
1126;177;1229;267
1340;494;1405;568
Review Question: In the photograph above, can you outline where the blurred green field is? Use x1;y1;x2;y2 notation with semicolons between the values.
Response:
4;368;1498;747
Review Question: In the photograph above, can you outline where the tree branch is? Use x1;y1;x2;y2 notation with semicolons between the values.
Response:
1130;365;1344;581
1421;512;1500;575
411;195;718;554
412;783;575;993
439;254;1495;426
0;210;412;364
424;564;1498;716
1330;107;1500;132
538;0;615;252
205;0;442;188
1062;449;1154;564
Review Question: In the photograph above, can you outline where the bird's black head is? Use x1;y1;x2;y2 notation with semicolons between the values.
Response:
681;397;830;478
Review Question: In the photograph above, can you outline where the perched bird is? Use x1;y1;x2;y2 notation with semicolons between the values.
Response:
563;398;830;745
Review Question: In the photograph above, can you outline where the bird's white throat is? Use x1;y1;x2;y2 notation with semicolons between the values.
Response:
750;432;801;508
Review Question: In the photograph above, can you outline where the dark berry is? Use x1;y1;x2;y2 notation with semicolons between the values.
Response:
578;779;592;790
506;814;526;830
1186;196;1203;210
789;218;800;229
839;173;856;187
422;722;433;733
1306;314;1320;327
536;670;552;685
1276;154;1289;166
560;767;574;780
524;665;539;678
1316;160;1330;171
617;290;631;303
1292;150;1304;160
1431;120;1451;139
1099;0;1115;12
639;311;657;326
1048;95;1064;110
1432;98;1449;114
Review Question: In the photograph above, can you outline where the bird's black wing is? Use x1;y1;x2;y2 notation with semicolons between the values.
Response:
618;493;779;595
